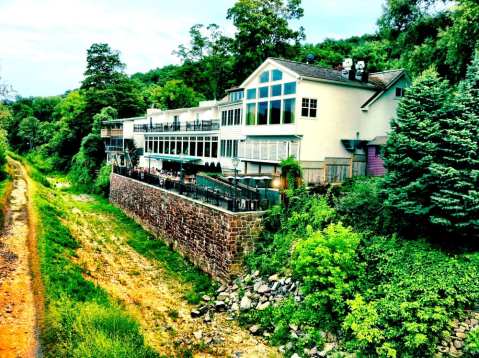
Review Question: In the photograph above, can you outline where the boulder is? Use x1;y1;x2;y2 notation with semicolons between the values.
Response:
249;324;261;334
268;274;279;282
257;301;270;311
240;295;252;311
257;284;271;294
215;301;226;311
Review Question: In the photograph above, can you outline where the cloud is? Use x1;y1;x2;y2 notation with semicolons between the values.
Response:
0;0;383;96
0;0;210;95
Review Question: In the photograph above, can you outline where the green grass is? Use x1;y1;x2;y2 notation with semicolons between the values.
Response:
33;177;160;357
70;193;216;304
0;162;13;227
20;152;216;356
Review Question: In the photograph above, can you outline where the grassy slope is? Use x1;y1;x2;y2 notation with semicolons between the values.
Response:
20;154;215;357
28;166;161;357
75;194;215;304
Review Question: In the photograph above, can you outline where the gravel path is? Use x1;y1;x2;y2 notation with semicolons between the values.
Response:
0;159;42;358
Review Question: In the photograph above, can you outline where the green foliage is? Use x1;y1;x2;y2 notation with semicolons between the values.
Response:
292;223;363;321
334;177;390;233
68;133;104;189
227;0;304;80
18;116;41;149
384;62;479;238
144;80;205;110
0;128;8;169
9;151;51;187
280;156;302;191
92;106;117;134
465;327;479;355
93;163;112;197
240;297;325;355
342;235;479;356
246;188;334;274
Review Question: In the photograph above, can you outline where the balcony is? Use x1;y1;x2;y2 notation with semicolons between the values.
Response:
101;128;123;138
134;120;220;133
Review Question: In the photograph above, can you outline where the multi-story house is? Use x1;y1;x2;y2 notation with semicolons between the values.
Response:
102;57;409;184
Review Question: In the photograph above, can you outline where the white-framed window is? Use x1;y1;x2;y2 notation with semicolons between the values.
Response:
301;98;317;118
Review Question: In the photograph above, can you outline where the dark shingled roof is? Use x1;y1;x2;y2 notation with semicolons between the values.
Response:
270;58;404;90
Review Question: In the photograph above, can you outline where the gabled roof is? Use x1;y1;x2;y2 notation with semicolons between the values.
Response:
368;70;405;90
269;58;406;91
270;58;377;89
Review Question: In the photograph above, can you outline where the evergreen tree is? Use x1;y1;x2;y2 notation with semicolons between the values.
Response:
384;60;479;238
383;68;451;232
428;51;479;234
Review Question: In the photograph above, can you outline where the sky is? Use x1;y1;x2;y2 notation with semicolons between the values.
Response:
0;0;385;97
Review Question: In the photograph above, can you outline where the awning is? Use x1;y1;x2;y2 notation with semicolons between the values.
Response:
143;154;201;164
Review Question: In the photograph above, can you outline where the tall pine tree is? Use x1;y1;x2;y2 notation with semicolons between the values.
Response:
428;51;479;234
383;68;451;232
384;56;479;238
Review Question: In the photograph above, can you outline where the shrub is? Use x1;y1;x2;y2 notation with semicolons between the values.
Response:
94;163;112;197
69;133;104;190
342;235;479;356
465;327;479;356
0;128;8;169
292;223;363;323
246;188;335;274
334;176;391;233
239;297;325;356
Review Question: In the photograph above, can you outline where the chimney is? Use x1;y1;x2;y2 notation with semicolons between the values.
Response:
355;61;369;82
341;58;354;80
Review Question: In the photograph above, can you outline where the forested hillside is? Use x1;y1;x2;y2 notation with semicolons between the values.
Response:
0;0;478;188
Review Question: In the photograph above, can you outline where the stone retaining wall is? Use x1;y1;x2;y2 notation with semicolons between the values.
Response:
109;173;264;281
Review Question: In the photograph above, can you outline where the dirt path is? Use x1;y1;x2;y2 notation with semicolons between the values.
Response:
0;159;41;357
64;193;279;357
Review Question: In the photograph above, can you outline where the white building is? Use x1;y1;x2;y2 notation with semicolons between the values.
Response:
101;58;408;184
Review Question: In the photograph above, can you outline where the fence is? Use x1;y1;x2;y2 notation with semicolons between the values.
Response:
112;166;266;212
134;120;220;133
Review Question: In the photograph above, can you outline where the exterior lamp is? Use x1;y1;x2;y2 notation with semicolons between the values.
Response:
272;176;281;189
232;157;240;211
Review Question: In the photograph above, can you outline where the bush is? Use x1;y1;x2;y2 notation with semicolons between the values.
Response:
342;235;479;356
239;297;325;356
94;163;112;197
465;327;479;356
0;128;8;169
246;188;335;274
292;223;363;323
334;176;391;233
68;133;104;190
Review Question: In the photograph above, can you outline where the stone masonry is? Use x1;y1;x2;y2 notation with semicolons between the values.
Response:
109;173;264;281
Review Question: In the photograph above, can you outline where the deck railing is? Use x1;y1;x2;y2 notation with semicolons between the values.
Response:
112;166;268;213
134;120;220;133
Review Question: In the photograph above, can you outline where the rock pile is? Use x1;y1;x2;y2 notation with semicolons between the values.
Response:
191;271;303;319
437;311;479;357
191;271;345;357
